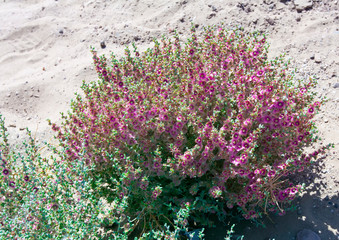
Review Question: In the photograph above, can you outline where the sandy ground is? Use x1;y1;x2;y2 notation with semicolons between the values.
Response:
0;0;338;239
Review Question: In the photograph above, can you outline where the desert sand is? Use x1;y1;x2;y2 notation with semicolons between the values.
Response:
0;0;338;239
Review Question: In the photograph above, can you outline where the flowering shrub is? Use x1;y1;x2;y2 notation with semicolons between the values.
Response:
50;22;332;233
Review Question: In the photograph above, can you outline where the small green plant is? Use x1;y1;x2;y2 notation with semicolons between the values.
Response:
0;114;112;239
0;118;210;239
0;114;184;240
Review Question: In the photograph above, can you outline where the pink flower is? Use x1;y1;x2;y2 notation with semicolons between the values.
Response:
184;153;192;161
282;121;289;127
151;186;162;200
243;142;250;149
209;186;222;198
290;187;298;195
138;115;145;122
219;141;226;149
256;69;264;77
251;184;258;192
246;136;253;143
229;154;236;162
240;153;248;165
240;127;248;135
278;191;288;201
9;181;15;188
247;172;255;179
119;192;124;199
199;72;206;79
294;120;300;127
153;161;161;169
276;101;285;108
259;169;266;176
258;192;265;199
198;80;206;87
231;157;240;166
202;151;209;159
221;170;230;181
212;135;219;144
236;143;243;151
308;107;314;114
2;169;9;176
263;115;271;123
162;114;169;121
238;169;246;176
273;118;280;124
267;86;273;92
267;170;275;177
245;186;252;193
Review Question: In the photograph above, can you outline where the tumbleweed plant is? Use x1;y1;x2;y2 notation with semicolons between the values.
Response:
0;23;333;239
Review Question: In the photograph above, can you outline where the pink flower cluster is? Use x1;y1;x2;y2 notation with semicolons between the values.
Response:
151;186;162;200
51;24;331;218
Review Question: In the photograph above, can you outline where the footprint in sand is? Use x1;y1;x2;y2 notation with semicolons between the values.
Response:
0;24;54;75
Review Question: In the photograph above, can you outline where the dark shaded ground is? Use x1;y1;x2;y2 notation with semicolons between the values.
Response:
203;154;339;240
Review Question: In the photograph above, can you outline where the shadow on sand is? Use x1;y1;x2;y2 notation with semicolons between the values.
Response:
203;155;339;240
